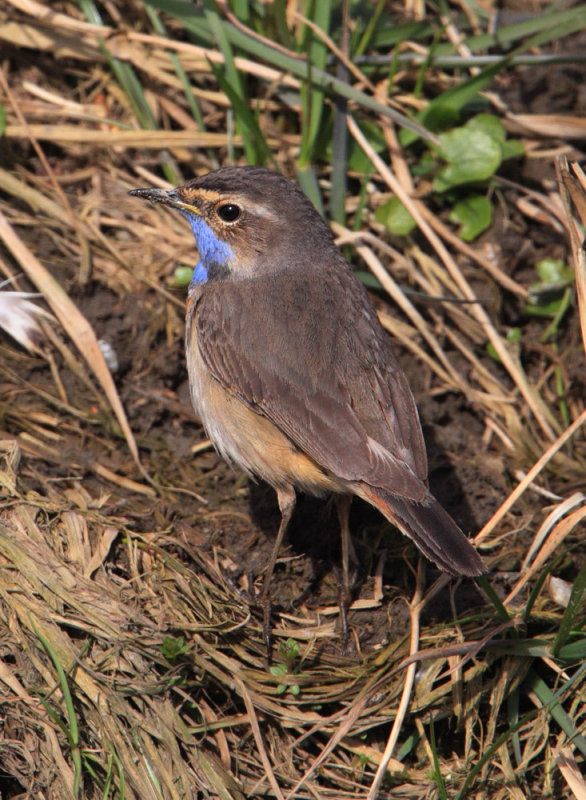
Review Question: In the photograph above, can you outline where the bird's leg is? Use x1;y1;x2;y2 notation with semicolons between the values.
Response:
261;485;296;654
336;494;355;649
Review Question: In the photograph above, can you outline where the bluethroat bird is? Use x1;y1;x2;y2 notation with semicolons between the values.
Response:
130;167;485;643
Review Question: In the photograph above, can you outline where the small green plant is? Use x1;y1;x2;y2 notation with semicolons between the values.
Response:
270;638;303;697
377;114;524;241
524;258;574;342
486;259;574;363
487;326;521;363
375;195;416;236
161;635;190;662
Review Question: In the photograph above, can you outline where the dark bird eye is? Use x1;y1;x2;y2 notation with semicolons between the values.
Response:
217;203;241;222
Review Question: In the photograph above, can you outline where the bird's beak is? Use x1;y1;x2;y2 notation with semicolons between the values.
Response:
128;187;202;216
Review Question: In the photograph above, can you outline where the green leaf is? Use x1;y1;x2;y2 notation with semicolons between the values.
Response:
501;139;525;160
526;287;573;342
278;637;300;660
375;196;417;236
411;150;437;177
412;104;460;137
535;258;572;285
466;113;506;142
433;125;502;191
486;327;521;362
525;259;574;327
449;194;492;241
524;292;569;318
401;60;506;145
0;103;6;136
341;121;386;173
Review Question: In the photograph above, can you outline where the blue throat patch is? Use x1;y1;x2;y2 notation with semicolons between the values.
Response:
179;210;233;287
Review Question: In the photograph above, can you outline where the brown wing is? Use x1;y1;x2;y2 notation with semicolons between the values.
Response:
193;264;429;501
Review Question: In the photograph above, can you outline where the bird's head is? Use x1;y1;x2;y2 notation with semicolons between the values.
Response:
129;166;335;289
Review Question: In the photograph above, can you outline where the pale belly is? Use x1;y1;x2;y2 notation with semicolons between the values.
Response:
185;317;342;496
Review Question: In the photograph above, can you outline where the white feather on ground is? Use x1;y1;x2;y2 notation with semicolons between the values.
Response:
0;285;53;352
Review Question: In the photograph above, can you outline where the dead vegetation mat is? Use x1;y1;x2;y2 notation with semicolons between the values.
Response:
0;2;585;799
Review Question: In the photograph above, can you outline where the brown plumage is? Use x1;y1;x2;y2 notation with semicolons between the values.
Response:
130;166;485;641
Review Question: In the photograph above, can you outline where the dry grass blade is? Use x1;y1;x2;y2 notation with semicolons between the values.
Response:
555;746;586;800
3;124;249;149
475;409;586;546
367;563;424;799
346;235;465;390
238;679;285;800
505;497;586;604
557;158;586;356
508;114;586;139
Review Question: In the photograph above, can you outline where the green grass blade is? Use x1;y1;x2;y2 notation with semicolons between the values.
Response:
80;0;156;129
429;719;448;799
354;0;386;57
202;0;270;164
145;5;207;131
506;686;522;765
369;5;586;57
80;0;182;183
272;0;293;48
202;0;244;97
330;13;349;227
523;561;555;623
477;575;511;623
402;59;509;145
526;666;586;757
295;164;325;217
33;621;82;796
551;560;586;657
557;638;586;662
453;710;537;799
208;61;271;165
452;661;586;800
298;0;332;167
144;0;436;142
230;0;250;23
330;97;347;225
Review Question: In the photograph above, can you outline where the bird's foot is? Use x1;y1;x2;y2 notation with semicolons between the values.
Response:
223;570;275;657
335;564;359;653
261;591;273;658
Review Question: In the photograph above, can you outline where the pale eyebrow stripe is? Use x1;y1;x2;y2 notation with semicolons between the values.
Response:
246;203;278;219
187;189;279;220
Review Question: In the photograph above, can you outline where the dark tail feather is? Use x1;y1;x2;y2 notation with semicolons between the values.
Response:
361;485;485;577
